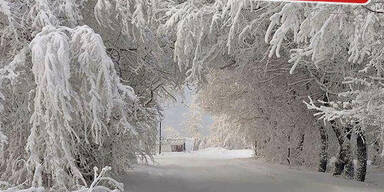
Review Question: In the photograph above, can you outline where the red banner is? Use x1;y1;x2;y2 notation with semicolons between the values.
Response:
272;0;369;4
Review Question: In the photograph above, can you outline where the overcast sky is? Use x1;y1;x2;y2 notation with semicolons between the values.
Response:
161;87;212;137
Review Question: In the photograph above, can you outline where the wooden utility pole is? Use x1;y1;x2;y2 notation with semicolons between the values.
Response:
159;121;162;154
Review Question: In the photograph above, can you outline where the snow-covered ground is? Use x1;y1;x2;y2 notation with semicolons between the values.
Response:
121;148;383;192
156;147;254;159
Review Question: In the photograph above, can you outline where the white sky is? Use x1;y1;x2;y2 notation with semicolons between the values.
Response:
161;87;212;137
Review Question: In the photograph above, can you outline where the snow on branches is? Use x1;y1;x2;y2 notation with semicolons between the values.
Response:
71;25;139;143
168;0;384;153
0;0;164;191
1;0;384;190
25;24;142;190
28;25;85;189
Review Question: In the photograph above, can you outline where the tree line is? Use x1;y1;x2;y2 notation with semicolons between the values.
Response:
0;0;383;191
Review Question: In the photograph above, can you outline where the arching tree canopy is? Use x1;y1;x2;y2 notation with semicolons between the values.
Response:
0;0;383;191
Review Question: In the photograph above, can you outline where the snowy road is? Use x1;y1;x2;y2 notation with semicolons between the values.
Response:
121;148;383;192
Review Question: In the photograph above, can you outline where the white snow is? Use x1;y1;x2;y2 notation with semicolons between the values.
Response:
121;148;384;192
156;147;254;159
184;138;195;152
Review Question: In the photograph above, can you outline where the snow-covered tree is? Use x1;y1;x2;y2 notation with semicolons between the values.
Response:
163;126;181;139
160;0;384;181
1;0;384;189
0;0;178;191
182;100;204;150
181;99;201;137
197;64;325;167
263;1;384;180
202;114;249;150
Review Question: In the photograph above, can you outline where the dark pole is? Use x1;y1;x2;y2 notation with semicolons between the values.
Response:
159;121;162;154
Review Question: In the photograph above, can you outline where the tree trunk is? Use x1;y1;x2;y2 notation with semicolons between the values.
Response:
254;140;258;157
297;133;305;152
322;92;353;178
372;139;381;166
332;121;345;176
332;123;353;178
344;146;354;179
355;132;367;182
343;125;354;179
318;122;328;172
296;132;305;165
287;135;291;165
